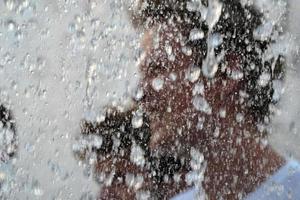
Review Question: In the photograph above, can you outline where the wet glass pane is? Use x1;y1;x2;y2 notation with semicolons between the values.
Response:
0;0;299;199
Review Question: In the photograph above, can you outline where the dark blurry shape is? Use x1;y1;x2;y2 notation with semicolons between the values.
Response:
80;108;151;158
131;0;286;123
73;0;289;199
0;104;17;162
0;104;17;199
74;107;189;198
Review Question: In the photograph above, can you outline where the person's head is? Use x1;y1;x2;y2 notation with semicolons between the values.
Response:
130;0;285;151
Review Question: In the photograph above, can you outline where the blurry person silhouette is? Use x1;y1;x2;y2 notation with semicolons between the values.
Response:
73;0;300;199
0;104;17;198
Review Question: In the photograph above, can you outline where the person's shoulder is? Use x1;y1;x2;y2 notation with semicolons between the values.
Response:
245;158;300;200
171;159;300;200
170;187;200;200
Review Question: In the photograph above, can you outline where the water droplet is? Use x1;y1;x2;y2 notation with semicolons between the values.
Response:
36;57;46;70
209;33;223;47
229;70;244;80
189;28;204;41
86;61;97;86
132;110;143;128
6;20;16;31
189;149;206;193
196;117;205;130
0;172;5;181
182;46;192;56
187;65;201;83
260;138;268;147
202;62;218;79
193;82;204;96
125;173;144;190
31;180;44;196
96;113;106;123
134;87;144;101
76;30;86;43
130;143;145;167
74;15;82;24
186;0;206;13
258;72;271;87
272;80;284;101
68;23;77;33
151;77;164;91
10;80;17;91
165;44;172;56
4;0;16;11
135;190;151;200
188;147;205;181
169;72;177;81
219;108;226;118
33;187;44;196
206;0;223;30
236;113;244;123
93;136;103;149
213;127;220;138
192;96;211;114
15;30;23;40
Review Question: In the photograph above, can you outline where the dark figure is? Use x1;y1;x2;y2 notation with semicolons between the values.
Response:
0;105;17;162
74;0;289;199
